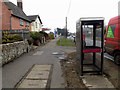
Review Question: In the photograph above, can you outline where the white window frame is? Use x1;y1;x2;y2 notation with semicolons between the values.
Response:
35;22;37;28
20;19;23;26
26;22;29;27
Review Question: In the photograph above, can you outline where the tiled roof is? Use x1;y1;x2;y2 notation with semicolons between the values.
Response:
28;15;42;24
5;1;30;22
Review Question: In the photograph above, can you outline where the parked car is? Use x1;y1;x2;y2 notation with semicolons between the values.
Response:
105;16;120;65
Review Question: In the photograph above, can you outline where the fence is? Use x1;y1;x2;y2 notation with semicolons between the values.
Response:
1;29;30;44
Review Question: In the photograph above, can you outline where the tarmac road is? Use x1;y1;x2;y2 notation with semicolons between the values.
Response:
2;39;76;88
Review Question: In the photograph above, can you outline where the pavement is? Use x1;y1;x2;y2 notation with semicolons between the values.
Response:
16;64;52;88
81;38;117;89
2;39;76;88
81;75;116;89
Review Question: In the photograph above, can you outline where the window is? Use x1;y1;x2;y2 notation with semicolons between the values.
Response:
107;25;116;38
26;22;29;27
39;24;41;31
39;23;41;28
20;19;23;26
35;22;37;28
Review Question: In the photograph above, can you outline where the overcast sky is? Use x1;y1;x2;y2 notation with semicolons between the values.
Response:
9;0;120;33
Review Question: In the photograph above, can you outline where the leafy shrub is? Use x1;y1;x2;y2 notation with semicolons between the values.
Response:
34;32;43;40
49;33;54;39
30;32;35;40
2;31;23;44
13;35;23;41
7;35;14;40
2;31;10;43
30;32;41;40
27;38;34;45
39;31;48;38
30;31;44;46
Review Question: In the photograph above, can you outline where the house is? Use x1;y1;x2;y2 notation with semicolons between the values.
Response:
1;0;31;31
57;28;67;36
28;15;42;32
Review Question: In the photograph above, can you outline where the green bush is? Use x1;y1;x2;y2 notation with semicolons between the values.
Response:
39;31;48;38
2;31;10;43
2;31;23;44
30;31;36;40
49;33;54;39
34;32;43;40
27;38;34;45
30;31;44;46
7;35;14;40
30;32;42;39
13;35;23;41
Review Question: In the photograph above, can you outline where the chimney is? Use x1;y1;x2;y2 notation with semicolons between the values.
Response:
17;0;23;10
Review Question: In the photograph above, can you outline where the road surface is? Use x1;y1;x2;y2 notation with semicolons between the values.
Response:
2;39;76;88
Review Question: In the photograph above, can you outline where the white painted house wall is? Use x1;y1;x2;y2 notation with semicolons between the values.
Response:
31;16;42;32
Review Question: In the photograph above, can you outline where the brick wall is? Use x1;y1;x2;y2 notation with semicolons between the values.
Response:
1;2;31;31
2;2;11;30
11;16;31;31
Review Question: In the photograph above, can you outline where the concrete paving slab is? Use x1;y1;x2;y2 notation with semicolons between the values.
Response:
81;75;116;89
17;65;52;88
18;79;47;88
26;70;50;80
31;65;51;71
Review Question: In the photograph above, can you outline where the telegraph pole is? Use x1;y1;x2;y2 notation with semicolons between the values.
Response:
66;17;67;38
65;0;71;38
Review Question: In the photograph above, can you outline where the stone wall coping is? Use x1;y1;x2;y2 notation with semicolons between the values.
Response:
1;41;28;46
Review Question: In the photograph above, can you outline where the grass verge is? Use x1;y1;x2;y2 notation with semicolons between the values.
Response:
57;37;75;46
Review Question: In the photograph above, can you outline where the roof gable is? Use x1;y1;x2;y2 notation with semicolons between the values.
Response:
28;15;42;24
5;1;30;22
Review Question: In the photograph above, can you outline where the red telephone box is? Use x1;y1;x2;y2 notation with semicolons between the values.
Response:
76;17;104;76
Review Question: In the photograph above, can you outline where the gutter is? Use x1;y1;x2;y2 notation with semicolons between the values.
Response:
12;14;31;22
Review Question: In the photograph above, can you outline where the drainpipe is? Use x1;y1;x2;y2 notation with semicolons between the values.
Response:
10;15;12;32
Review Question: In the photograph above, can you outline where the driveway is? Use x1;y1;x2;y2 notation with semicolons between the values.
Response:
2;39;76;88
